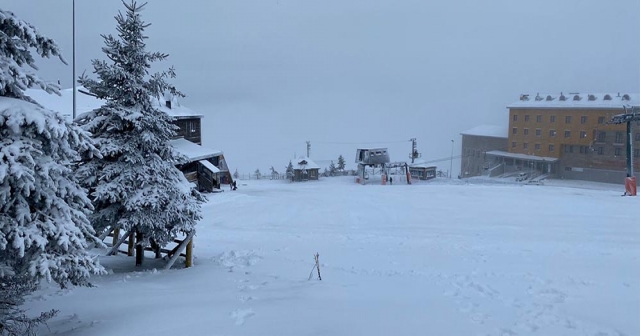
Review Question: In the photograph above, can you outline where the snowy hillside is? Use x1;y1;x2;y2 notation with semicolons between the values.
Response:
25;178;638;336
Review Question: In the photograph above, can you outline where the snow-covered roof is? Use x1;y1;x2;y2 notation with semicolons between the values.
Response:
25;87;103;120
486;150;559;162
460;125;507;138
25;87;203;120
293;156;320;170
149;95;203;119
199;159;220;173
409;161;437;169
508;93;640;110
170;138;222;161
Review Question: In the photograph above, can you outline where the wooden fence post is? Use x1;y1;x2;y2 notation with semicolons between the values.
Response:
112;228;120;247
135;230;143;266
185;238;193;268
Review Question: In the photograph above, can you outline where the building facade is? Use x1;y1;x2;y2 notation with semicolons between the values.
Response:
460;125;508;178
462;92;640;184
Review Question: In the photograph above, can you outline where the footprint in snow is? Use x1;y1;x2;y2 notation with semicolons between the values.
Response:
230;308;255;326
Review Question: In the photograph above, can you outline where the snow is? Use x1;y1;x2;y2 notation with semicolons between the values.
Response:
199;159;220;173
25;87;203;120
486;150;559;162
460;125;507;138
409;161;436;169
169;138;222;161
24;177;639;336
25;87;103;120
293;156;320;170
508;93;640;109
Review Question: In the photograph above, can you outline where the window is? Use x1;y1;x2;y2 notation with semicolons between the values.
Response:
580;131;587;138
523;142;529;149
598;116;605;124
598;147;604;155
636;133;640;141
535;144;541;151
565;116;572;123
635;149;640;157
580;116;587;124
615;132;623;144
579;146;585;154
564;145;571;153
597;131;606;143
524;128;529;135
536;115;542;122
569;145;573;153
513;114;518;121
511;142;516;148
549;144;555;152
615;148;622;156
512;128;517;135
550;115;556;123
564;130;571;138
525;115;530;122
536;129;541;137
549;130;556;137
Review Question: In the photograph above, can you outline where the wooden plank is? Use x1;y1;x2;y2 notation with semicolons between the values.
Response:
111;228;120;248
127;232;135;256
165;231;195;270
106;229;131;256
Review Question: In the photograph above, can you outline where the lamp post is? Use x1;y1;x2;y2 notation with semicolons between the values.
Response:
72;0;76;120
449;139;454;178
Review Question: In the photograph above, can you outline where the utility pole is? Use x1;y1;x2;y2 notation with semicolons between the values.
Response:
609;105;639;195
409;138;420;163
450;139;454;178
72;0;77;120
306;141;311;158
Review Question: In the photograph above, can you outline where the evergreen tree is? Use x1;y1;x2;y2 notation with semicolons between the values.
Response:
233;169;239;179
286;160;294;178
337;155;346;172
74;1;205;266
329;160;337;176
1;8;104;333
254;169;261;180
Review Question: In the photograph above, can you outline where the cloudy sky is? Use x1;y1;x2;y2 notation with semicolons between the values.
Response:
6;0;640;176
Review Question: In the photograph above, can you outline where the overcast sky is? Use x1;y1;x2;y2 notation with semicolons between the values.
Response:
6;0;640;176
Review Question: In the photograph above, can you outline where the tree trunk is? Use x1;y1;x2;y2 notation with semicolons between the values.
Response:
150;238;162;259
127;232;135;256
135;230;143;266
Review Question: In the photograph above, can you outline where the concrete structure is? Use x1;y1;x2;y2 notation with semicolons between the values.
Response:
460;125;508;178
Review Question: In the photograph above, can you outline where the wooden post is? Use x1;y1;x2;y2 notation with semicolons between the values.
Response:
127;232;135;256
135;230;143;266
150;239;162;259
165;231;195;270
106;229;131;256
185;238;193;268
111;228;120;247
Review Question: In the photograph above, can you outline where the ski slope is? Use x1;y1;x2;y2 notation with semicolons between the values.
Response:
26;177;639;336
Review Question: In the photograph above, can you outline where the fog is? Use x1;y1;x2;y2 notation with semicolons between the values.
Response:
6;0;640;175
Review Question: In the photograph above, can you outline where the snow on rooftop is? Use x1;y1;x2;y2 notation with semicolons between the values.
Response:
199;159;220;173
170;138;222;161
409;161;437;169
460;125;507;138
25;87;203;120
486;150;559;162
293;156;320;170
508;93;640;109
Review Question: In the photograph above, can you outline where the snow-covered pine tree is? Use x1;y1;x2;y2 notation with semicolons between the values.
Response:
329;161;337;176
337;155;346;172
1;8;104;334
233;169;239;179
286;160;294;179
74;1;205;266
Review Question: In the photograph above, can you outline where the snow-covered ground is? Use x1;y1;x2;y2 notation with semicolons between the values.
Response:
26;177;639;336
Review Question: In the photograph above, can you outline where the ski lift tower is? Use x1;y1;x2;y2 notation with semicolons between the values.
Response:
608;105;640;196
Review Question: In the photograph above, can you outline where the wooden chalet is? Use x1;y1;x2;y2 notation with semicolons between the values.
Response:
27;87;233;192
291;156;320;181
